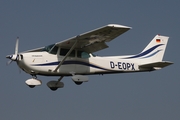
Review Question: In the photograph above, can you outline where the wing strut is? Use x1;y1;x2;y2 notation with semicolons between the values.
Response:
53;36;78;72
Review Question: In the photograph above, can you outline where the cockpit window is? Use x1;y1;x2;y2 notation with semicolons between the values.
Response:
42;44;55;52
77;51;90;58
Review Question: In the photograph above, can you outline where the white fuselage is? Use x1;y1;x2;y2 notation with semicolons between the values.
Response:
15;35;171;77
17;51;140;76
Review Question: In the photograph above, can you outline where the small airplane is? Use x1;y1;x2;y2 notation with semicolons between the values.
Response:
6;24;173;91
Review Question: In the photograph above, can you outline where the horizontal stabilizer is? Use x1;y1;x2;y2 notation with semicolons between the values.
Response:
139;61;173;69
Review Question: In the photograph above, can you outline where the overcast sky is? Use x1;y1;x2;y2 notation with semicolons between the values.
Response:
1;1;179;120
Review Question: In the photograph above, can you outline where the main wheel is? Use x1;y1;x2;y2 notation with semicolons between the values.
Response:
74;82;83;85
49;87;58;91
47;81;64;91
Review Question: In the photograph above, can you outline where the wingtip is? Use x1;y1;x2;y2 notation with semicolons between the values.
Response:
107;24;132;29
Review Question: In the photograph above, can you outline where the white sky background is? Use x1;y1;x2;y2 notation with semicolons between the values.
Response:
0;1;179;120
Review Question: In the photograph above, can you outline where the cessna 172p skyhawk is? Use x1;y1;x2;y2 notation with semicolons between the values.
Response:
6;24;173;91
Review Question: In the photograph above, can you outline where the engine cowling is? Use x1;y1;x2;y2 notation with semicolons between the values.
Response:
71;75;88;82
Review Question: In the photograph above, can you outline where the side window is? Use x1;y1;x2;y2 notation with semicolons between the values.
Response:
49;46;58;55
77;51;90;58
60;48;68;56
60;48;75;57
69;50;75;57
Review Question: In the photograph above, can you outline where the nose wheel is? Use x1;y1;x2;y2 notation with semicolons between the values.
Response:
28;85;35;88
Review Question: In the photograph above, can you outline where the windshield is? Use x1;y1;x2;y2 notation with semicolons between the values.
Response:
91;53;96;57
42;44;55;52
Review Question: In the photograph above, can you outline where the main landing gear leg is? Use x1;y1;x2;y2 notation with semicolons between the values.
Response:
57;76;64;83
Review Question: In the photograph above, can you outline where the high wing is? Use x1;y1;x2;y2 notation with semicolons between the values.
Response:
24;24;131;53
55;24;131;53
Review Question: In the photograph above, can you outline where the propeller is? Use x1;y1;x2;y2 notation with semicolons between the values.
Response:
6;37;19;65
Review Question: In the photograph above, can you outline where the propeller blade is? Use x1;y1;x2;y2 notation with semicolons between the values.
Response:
6;60;13;65
6;37;20;65
15;37;19;55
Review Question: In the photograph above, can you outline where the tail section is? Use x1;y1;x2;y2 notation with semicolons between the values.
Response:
124;35;170;64
124;34;173;69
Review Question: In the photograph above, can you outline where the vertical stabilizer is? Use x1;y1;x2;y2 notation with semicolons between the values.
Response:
141;35;169;63
123;35;169;64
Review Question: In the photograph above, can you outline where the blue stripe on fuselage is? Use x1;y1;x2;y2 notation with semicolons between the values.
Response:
123;44;164;59
31;60;109;70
